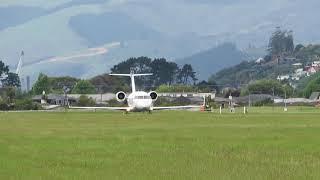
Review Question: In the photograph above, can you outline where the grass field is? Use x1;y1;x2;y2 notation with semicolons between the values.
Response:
1;108;320;179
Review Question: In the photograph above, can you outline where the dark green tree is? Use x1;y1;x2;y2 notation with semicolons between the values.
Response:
245;79;293;97
5;87;17;104
77;95;96;106
90;74;130;93
32;73;51;95
197;80;218;93
2;73;20;88
111;57;182;89
304;76;320;98
111;57;153;88
72;80;96;94
294;44;304;54
150;58;179;86
268;27;294;56
156;84;197;93
178;64;197;84
111;57;152;74
50;76;79;93
0;61;9;77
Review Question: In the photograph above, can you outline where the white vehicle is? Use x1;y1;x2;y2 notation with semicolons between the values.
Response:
69;72;201;112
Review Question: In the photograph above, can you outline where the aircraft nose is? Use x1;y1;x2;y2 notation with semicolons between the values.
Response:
136;100;151;108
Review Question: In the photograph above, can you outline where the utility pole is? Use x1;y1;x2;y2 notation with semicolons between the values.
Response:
63;86;70;108
284;90;287;112
100;86;103;104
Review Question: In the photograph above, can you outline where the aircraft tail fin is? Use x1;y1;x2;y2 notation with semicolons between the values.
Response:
109;72;153;92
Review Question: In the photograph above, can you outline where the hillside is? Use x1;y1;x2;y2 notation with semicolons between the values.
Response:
178;43;247;80
210;44;320;88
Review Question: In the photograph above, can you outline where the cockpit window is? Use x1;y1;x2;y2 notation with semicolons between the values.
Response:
135;96;151;99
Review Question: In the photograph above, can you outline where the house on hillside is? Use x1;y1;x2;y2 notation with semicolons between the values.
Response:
292;63;302;67
277;75;290;81
255;57;264;64
292;68;307;81
283;57;297;62
312;61;320;67
306;66;320;76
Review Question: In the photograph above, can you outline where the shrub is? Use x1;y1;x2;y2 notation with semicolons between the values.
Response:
253;98;273;107
156;84;197;93
77;95;96;106
15;99;42;110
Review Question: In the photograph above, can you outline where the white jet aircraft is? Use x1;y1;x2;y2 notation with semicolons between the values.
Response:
69;72;202;113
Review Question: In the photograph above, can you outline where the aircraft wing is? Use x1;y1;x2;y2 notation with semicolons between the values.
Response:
152;105;201;110
68;106;128;111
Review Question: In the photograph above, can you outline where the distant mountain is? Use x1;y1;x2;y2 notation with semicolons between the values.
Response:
178;43;247;80
1;0;320;85
69;12;162;46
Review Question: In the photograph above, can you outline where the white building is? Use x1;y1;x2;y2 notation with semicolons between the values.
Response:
292;63;302;66
312;61;320;67
277;75;290;81
291;68;307;80
68;93;115;104
158;92;216;99
307;67;318;75
255;57;264;64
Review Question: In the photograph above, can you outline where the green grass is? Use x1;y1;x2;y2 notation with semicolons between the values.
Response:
1;109;320;179
223;106;320;114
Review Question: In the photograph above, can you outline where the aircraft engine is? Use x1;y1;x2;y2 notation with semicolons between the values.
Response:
116;91;126;102
149;91;158;101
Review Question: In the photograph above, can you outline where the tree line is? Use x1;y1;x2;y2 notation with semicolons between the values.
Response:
110;57;198;87
30;57;202;95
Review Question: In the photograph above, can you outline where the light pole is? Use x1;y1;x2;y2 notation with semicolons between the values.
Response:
63;86;70;108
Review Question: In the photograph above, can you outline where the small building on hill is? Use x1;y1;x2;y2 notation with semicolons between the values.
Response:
306;66;320;76
312;61;320;67
292;63;302;67
309;92;320;100
32;94;77;105
277;75;290;81
158;92;215;99
255;57;264;64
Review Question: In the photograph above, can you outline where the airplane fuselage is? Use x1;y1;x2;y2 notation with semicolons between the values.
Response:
126;91;153;112
69;72;200;112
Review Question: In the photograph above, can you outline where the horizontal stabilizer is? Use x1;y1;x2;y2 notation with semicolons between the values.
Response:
109;73;153;77
69;106;128;111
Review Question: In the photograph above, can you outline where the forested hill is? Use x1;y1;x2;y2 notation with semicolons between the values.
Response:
178;43;247;80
